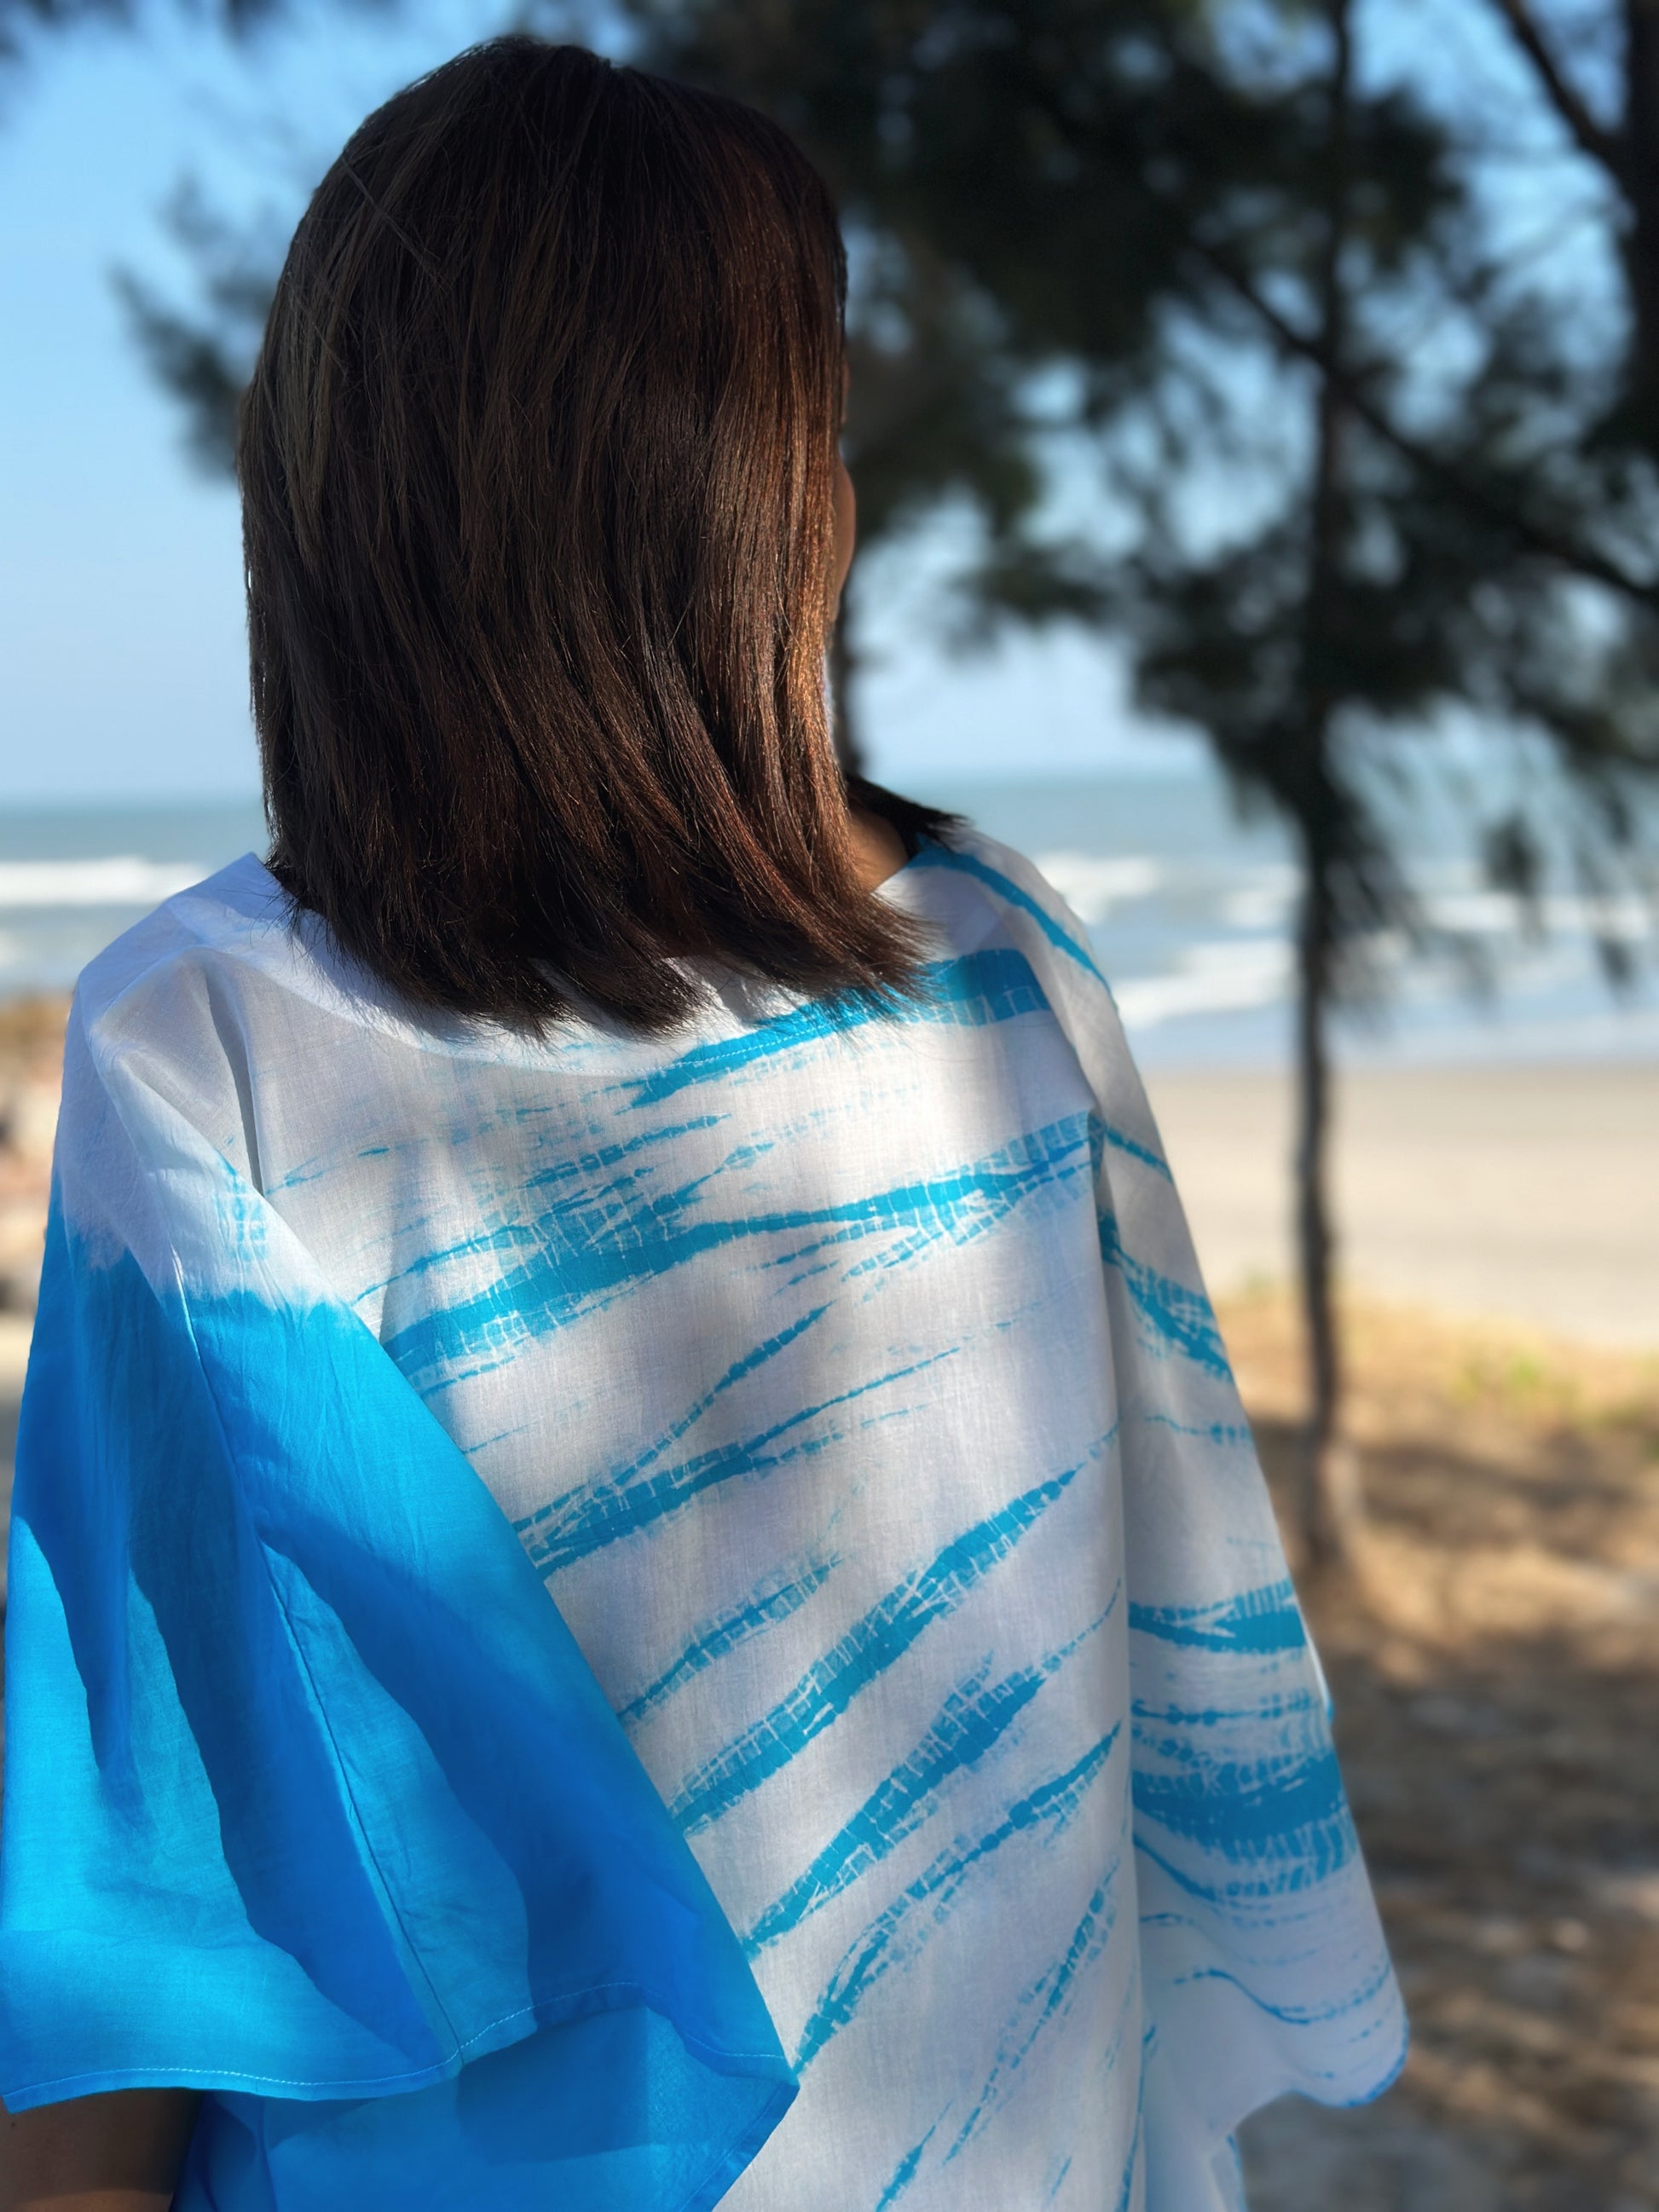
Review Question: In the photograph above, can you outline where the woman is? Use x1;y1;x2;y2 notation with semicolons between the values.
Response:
0;38;1403;2212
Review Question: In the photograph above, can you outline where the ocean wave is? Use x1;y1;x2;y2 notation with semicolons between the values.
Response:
1032;851;1162;922
1425;888;1654;943
0;858;206;911
1220;868;1299;931
1113;939;1293;1029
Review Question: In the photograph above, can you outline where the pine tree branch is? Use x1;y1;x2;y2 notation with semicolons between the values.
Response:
1022;81;1651;608
1179;222;1655;609
1485;0;1624;176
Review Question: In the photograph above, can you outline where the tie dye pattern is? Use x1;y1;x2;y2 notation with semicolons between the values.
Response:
0;830;1403;2212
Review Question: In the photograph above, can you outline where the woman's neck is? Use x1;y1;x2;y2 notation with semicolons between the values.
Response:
847;805;910;892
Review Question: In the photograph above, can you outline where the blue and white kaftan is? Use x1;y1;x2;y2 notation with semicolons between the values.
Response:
0;829;1405;2212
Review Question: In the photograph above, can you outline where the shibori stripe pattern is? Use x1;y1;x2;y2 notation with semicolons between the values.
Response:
0;828;1405;2212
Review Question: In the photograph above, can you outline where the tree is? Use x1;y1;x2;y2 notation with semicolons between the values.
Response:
0;0;310;69
634;0;1659;1564
824;246;1071;771
110;0;1659;1562
1483;1;1659;424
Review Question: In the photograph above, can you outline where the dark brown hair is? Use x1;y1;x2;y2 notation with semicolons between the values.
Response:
239;36;953;1031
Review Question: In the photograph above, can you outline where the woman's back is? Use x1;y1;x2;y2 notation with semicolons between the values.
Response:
14;826;1402;2209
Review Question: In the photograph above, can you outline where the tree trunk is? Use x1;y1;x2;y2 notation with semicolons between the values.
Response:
1294;847;1361;1563
1292;0;1362;1567
829;599;865;777
1624;0;1659;435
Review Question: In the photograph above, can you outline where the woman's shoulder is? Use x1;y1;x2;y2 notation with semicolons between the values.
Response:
908;824;1170;1161
72;852;442;1077
904;825;1110;990
73;853;294;1046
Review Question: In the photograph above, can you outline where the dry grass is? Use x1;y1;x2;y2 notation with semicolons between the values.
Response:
0;995;68;1067
1226;1289;1659;2211
0;996;66;1312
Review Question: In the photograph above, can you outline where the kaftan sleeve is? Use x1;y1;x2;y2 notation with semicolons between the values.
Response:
924;835;1408;2162
0;980;794;2212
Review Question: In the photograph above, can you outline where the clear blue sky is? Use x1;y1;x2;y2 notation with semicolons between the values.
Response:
0;0;1577;804
0;0;1194;803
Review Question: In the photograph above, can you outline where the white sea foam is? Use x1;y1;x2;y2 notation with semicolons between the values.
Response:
1113;939;1294;1029
1220;867;1299;931
1425;888;1654;943
1032;850;1162;922
0;858;206;910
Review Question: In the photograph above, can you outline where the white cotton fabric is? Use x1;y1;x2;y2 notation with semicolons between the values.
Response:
55;828;1404;2209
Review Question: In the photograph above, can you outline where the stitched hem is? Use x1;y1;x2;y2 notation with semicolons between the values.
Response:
0;1976;795;2111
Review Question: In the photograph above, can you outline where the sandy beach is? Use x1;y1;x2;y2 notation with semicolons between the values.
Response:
1228;1292;1659;2210
1146;1060;1659;1349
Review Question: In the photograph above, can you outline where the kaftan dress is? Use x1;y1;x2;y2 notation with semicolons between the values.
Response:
0;829;1404;2212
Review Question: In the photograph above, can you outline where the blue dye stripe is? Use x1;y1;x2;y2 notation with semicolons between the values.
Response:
518;1303;832;1537
1130;1687;1323;1731
873;2123;939;2209
371;1136;778;1324
1130;1831;1317;1911
619;1559;838;1727
1142;1410;1254;1447
945;1863;1122;2159
794;1729;1121;2071
745;1591;1118;1955
1171;1955;1401;2034
910;844;1104;979
270;1157;332;1192
521;1113;729;1191
1130;1746;1355;1874
521;1351;954;1578
384;1113;1093;1384
1090;1113;1173;1183
616;947;1052;1108
1130;1788;1356;1905
1097;1211;1231;1379
670;1462;1088;1837
1128;1578;1306;1655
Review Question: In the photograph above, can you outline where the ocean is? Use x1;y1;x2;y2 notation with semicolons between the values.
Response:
3;769;1656;1067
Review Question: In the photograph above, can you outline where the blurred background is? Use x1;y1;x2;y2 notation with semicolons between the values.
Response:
3;0;1659;2202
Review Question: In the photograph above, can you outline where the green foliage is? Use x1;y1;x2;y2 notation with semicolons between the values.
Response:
113;186;277;473
61;0;1659;980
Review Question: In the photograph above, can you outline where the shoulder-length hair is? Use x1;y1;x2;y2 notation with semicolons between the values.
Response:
239;36;951;1031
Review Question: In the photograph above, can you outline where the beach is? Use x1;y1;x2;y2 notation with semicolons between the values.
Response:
1;1014;1656;2202
1145;1060;1659;1347
0;996;61;1614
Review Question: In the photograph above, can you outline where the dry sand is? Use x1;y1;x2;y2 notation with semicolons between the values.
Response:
1145;1060;1659;1349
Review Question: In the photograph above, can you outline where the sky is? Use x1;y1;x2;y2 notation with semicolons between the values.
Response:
0;0;1589;806
0;0;1209;806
